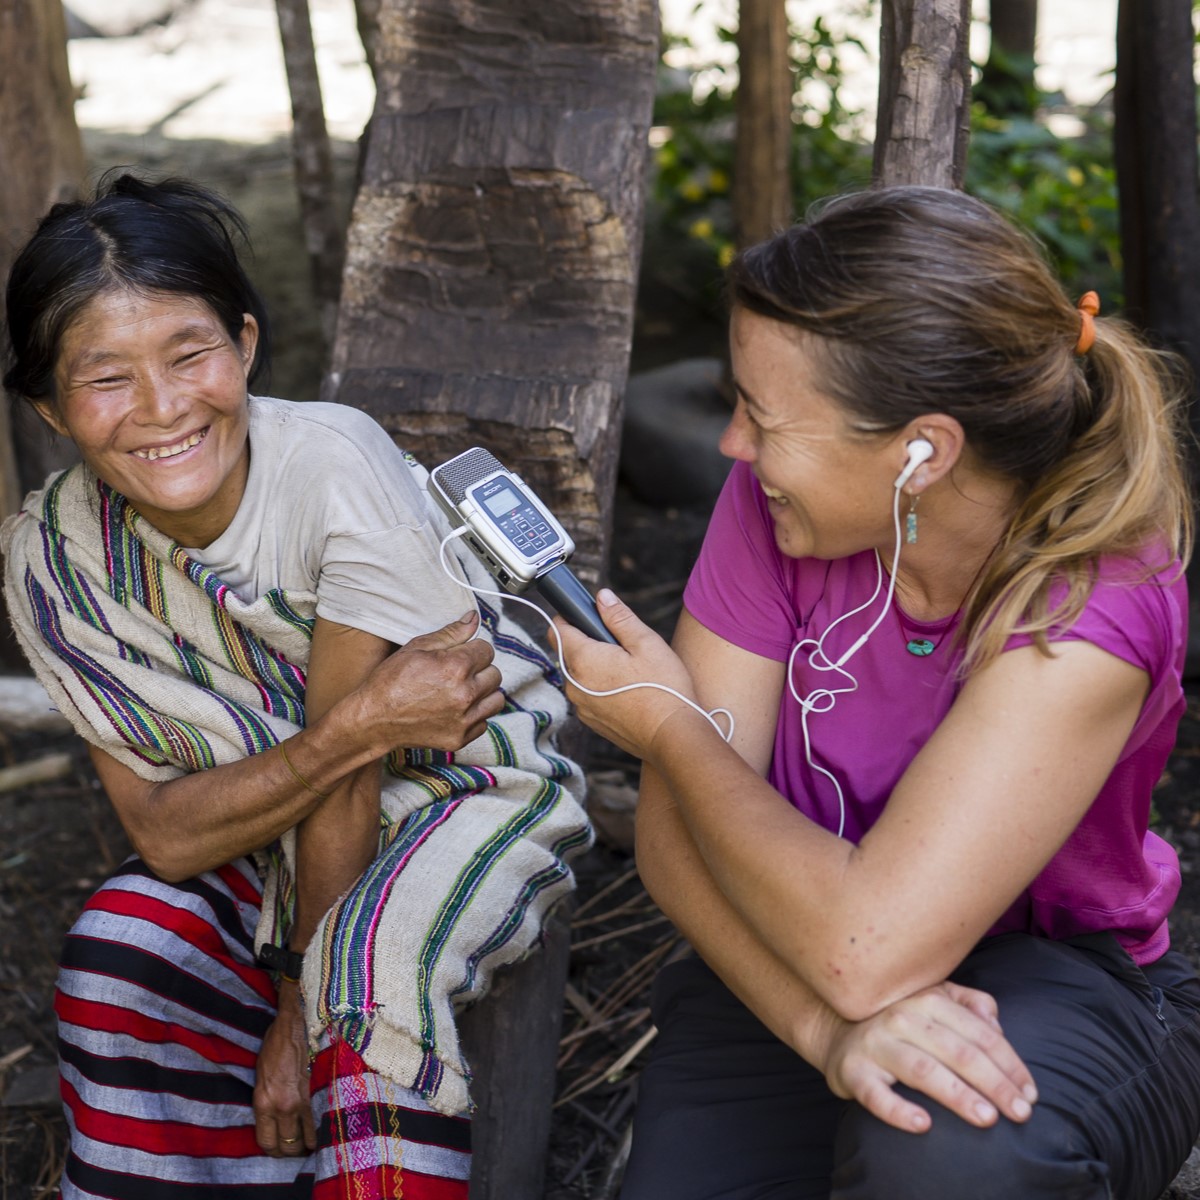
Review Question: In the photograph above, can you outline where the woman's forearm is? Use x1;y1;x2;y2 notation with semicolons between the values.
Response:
289;763;383;951
96;612;503;883
637;764;840;1062
638;766;1041;1134
101;692;393;882
642;709;879;1012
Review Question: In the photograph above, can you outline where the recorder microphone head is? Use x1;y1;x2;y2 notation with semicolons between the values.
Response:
894;438;934;490
432;447;505;505
430;446;618;643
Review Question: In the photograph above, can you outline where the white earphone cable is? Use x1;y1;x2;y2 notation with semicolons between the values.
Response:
437;448;919;825
437;527;735;743
786;481;906;837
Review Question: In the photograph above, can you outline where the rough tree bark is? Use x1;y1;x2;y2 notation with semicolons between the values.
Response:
275;0;344;346
734;0;792;247
0;0;85;512
0;0;85;669
325;1;659;589
873;0;972;188
326;4;659;1196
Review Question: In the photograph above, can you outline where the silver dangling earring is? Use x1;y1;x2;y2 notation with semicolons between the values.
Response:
905;493;920;544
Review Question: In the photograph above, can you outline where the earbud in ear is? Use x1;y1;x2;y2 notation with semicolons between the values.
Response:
893;438;934;490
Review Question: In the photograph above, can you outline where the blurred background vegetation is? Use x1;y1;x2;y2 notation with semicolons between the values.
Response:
638;0;1133;366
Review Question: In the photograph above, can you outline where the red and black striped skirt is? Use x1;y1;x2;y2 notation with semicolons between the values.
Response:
55;857;471;1199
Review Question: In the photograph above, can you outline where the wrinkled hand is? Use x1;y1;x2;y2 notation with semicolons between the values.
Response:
553;591;702;763
253;980;316;1157
816;981;1038;1134
353;611;505;754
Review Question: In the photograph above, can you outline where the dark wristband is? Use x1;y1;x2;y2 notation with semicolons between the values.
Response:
257;943;305;983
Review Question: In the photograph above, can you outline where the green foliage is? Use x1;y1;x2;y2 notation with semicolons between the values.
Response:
966;105;1122;305
648;7;874;280
647;8;1122;312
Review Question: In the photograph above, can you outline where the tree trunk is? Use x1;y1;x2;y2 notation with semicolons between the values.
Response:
1113;0;1200;394
734;0;792;247
981;0;1037;117
352;0;382;78
873;0;972;188
457;907;572;1200
989;0;1036;58
325;1;659;589
1113;0;1200;648
324;5;659;1195
0;0;86;508
275;0;345;347
0;0;85;668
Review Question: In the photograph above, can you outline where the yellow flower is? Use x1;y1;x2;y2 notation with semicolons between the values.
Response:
689;218;715;240
1066;166;1085;187
709;168;730;193
680;180;706;202
718;244;736;268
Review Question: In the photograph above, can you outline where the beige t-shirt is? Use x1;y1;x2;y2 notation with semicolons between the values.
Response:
187;396;472;645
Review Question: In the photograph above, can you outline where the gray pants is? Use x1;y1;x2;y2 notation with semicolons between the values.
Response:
619;933;1200;1200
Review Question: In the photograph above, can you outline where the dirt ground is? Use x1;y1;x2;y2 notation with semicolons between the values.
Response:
4;119;1200;1200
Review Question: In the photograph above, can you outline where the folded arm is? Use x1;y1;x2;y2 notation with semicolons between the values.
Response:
638;759;1036;1132
89;610;503;883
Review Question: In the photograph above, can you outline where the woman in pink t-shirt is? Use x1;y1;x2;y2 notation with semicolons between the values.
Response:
560;187;1200;1200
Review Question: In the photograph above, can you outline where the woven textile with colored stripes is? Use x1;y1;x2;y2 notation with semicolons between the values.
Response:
2;461;591;1189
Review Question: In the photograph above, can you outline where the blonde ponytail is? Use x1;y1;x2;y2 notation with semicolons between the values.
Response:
959;319;1193;674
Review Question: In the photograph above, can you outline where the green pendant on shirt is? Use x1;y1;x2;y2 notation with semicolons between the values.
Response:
906;638;936;656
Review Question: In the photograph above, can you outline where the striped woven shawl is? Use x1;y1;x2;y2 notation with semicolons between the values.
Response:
2;464;591;1115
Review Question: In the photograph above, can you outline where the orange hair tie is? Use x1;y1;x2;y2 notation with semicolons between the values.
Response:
1075;291;1100;355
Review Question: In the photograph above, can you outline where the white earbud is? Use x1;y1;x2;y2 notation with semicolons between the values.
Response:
893;438;934;490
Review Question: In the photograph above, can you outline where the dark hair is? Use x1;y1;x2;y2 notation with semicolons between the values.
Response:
727;185;1192;672
3;170;271;405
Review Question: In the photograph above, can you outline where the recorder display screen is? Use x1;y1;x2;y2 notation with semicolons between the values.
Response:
470;476;557;558
483;486;522;518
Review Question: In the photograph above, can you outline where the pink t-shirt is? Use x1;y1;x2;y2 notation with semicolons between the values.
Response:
683;461;1188;964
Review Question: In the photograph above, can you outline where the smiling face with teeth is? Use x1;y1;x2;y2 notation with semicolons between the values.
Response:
37;288;258;548
720;308;903;561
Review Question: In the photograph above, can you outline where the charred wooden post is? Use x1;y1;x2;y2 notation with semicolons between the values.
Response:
734;0;793;247
874;0;972;189
324;1;660;588
1113;0;1200;410
1113;0;1200;617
